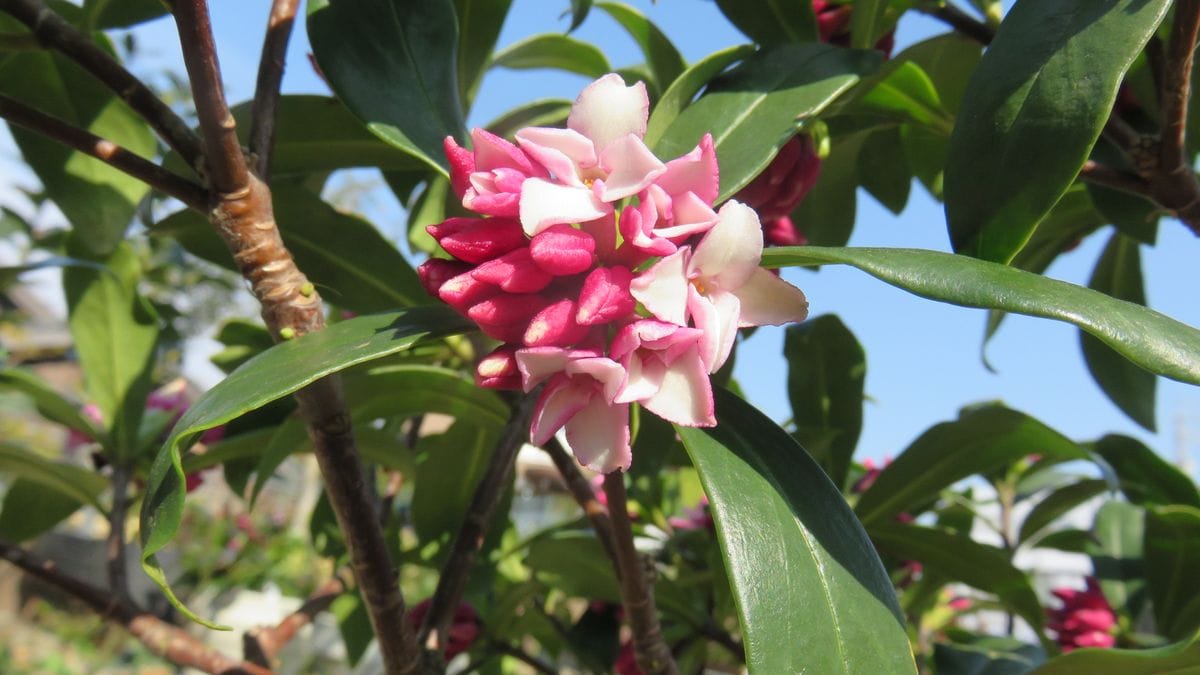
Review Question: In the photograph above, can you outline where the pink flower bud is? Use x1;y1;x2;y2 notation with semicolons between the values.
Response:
468;294;549;343
476;347;522;390
524;298;591;347
417;259;471;298
764;216;807;247
427;217;526;264
576;266;635;326
406;599;482;659
471;248;554;293
529;224;596;275
444;136;475;199
437;271;500;314
1047;577;1117;651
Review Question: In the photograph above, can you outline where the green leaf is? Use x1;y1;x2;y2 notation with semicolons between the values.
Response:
344;365;509;429
656;43;880;202
596;2;685;92
1088;500;1146;620
0;50;156;255
783;314;865;490
677;388;916;674
332;593;374;666
791;132;863;247
455;0;514;106
1019;479;1110;545
844;61;955;135
0;256;109;290
0;368;107;448
1031;629;1200;675
525;531;620;602
411;420;502;546
869;522;1048;643
1144;506;1200;640
857;127;911;214
763;245;1200;386
139;307;471;627
567;0;593;32
307;0;466;176
644;44;755;149
933;637;1044;675
83;0;168;29
1090;434;1200;509
0;442;108;512
155;184;428;312
485;99;573;139
1080;233;1155;431
64;241;158;459
713;0;817;46
850;0;890;50
0;479;90;542
491;33;611;77
209;319;274;374
944;0;1170;263
854;406;1087;527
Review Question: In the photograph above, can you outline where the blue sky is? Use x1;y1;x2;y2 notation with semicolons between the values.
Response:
124;1;1200;469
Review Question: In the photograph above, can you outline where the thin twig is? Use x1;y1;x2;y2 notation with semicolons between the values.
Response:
0;540;273;675
248;0;300;178
491;641;557;675
1160;0;1200;171
106;463;131;604
603;473;678;675
244;576;346;667
1078;160;1153;196
418;393;537;660
542;437;618;567
0;94;209;210
0;0;204;169
916;2;994;45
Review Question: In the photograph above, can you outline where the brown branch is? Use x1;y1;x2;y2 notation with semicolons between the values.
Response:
0;540;273;675
170;2;419;673
106;463;131;604
603;473;678;675
417;393;537;661
248;0;299;179
1160;0;1200;171
244;576;346;667
491;641;557;675
542;437;618;567
916;2;994;45
1079;160;1153;196
0;0;204;169
0;94;209;210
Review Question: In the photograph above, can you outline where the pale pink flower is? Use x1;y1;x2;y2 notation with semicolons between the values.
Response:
620;134;720;256
445;130;546;218
611;320;714;427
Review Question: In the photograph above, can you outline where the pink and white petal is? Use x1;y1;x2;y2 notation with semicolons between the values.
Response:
568;74;649;154
529;375;593;445
565;356;627;403
664;191;719;236
564;398;632;473
614;352;666;404
733;268;810;327
519;179;609;236
640;348;715;426
515;127;597;179
691;200;763;291
656;133;718;203
515;347;573;390
629;248;690;325
688;286;740;373
471;128;535;174
597;135;666;201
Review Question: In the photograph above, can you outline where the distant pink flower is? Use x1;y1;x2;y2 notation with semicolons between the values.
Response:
1048;577;1117;651
64;403;104;454
735;135;821;248
813;0;896;55
614;640;644;675
406;599;482;659
948;596;972;611
669;495;714;532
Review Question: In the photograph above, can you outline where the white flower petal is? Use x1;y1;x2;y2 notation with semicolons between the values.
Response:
597;135;666;201
629;247;690;325
690;200;763;292
529;375;592;445
568;74;649;153
733;268;810;327
564;399;631;472
689;287;740;373
640;348;715;426
519;178;608;236
516;127;597;181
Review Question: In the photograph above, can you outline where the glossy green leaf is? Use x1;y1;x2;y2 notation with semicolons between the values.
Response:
139;307;471;626
784;314;865;490
525;531;620;602
657;43;879;202
1031;629;1200;675
844;61;954;135
1019;479;1110;545
1080;233;1155;431
644;44;754;149
1144;506;1200;639
0;442;108;512
485;98;572;139
791;132;863;247
411;419;501;546
713;0;816;46
1087;139;1158;245
857;127;911;214
850;0;889;50
64;242;158;459
344;365;509;428
944;0;1169;263
1091;434;1200;509
491;33;611;77
855;406;1086;527
870;522;1047;641
0;479;90;542
307;0;465;176
677;388;915;674
1088;500;1146;620
455;0;514;106
763;245;1200;386
83;0;168;28
596;2;685;91
0;51;156;256
0;368;106;448
155;184;427;312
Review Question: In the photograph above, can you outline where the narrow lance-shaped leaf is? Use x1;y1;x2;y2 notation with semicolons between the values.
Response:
491;33;611;78
763;246;1200;386
944;0;1170;263
1080;232;1155;431
644;44;755;148
677;388;916;674
713;0;817;46
1019;479;1111;545
1088;500;1146;620
0;368;107;449
139;307;472;627
1031;630;1200;675
1143;506;1200;640
454;0;515;107
0;442;109;513
1090;434;1200;509
850;0;889;50
596;2;686;92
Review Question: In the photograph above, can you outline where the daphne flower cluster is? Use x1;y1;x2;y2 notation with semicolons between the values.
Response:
418;74;809;472
1047;577;1117;651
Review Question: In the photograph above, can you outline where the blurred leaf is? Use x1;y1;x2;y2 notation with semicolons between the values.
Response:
764;246;1200;386
944;0;1169;263
1087;139;1158;245
411;419;502;547
155;185;428;312
933;637;1044;675
492;33;611;77
1080;232;1155;430
0;368;107;448
850;0;889;50
209;319;274;374
331;593;373;666
1037;528;1094;554
677;388;916;674
1144;505;1200;639
0;479;90;542
486;99;572;139
1088;500;1146;620
406;176;456;256
597;2;685;91
645;44;755;149
0;442;108;512
784;314;865;490
0;256;109;290
657;43;879;202
1091;434;1200;509
64;241;158;460
526;531;620;602
455;0;514;106
1019;479;1110;545
567;0;593;32
713;0;816;46
139;307;471;627
307;0;465;176
83;0;168;28
857;127;910;214
855;406;1086;526
1031;629;1200;674
0;50;156;256
344;365;509;428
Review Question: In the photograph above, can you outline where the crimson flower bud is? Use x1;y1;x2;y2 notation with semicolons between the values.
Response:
427;217;525;264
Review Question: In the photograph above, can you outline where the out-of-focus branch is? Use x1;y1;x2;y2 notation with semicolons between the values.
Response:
1079;160;1153;196
916;2;994;45
244;576;346;667
0;94;209;210
248;0;300;178
0;0;204;168
542;437;617;567
106;463;131;604
603;473;678;675
0;540;273;675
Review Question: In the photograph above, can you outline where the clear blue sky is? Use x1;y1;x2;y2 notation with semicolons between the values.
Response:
128;1;1200;470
